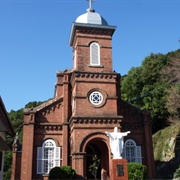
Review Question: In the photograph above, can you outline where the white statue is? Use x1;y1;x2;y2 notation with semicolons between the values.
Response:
105;127;130;159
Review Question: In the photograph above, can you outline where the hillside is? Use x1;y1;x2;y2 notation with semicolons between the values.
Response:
153;123;180;179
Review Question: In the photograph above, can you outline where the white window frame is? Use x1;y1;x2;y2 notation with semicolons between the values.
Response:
123;139;142;163
90;42;100;66
89;91;103;105
37;139;61;174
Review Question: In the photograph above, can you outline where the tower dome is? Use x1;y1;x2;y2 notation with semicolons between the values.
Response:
75;1;108;26
69;0;116;46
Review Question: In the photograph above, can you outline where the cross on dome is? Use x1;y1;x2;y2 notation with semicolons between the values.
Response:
87;0;95;11
73;0;109;27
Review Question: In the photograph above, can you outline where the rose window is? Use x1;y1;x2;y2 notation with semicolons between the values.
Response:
89;91;103;105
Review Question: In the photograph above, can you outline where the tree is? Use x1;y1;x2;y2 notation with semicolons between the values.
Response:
25;101;44;109
121;52;170;133
3;151;12;180
161;50;180;84
121;67;144;107
165;85;180;123
161;50;180;123
3;109;24;179
89;155;100;180
143;85;169;131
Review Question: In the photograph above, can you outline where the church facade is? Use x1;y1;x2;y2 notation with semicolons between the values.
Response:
11;2;155;180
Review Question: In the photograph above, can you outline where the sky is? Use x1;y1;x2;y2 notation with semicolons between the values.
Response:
0;0;180;112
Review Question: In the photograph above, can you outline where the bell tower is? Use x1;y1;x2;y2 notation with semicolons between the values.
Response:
68;2;122;177
69;1;116;73
69;0;120;117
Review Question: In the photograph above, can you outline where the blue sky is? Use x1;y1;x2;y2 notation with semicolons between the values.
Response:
0;0;180;112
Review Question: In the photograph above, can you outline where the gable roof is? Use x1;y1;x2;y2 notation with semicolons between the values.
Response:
23;96;63;113
0;96;15;136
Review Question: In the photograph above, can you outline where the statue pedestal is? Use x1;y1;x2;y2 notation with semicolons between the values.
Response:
110;158;128;180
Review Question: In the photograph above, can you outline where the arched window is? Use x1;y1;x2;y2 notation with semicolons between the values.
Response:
90;42;100;66
37;139;61;174
123;139;142;163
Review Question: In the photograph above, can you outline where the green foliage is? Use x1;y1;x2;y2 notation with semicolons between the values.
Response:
49;166;76;180
141;53;169;84
121;67;143;103
89;155;100;180
164;81;180;124
3;151;12;180
7;101;44;145
60;166;76;179
3;168;11;180
160;50;180;123
25;101;44;108
128;163;147;180
3;109;24;180
174;165;180;179
8;109;24;143
121;50;180;133
49;167;63;179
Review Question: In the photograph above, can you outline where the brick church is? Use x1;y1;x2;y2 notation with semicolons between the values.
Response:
11;1;155;179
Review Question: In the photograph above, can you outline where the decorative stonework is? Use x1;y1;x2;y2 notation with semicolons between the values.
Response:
70;72;118;90
77;29;113;36
69;117;122;126
74;72;116;79
40;104;61;116
35;123;63;131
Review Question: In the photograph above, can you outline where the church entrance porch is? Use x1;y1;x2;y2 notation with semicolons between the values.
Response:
85;139;109;180
71;133;110;180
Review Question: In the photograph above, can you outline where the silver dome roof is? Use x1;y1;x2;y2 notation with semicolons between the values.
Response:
75;8;108;26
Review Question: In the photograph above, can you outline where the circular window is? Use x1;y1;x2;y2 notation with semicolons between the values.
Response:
89;91;103;106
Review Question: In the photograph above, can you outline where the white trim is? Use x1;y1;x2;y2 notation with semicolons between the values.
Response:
124;139;142;164
42;139;56;147
90;42;100;66
37;147;43;174
136;146;142;163
89;91;103;105
55;147;61;166
37;139;61;174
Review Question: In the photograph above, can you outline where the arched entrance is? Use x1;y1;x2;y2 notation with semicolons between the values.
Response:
85;139;109;179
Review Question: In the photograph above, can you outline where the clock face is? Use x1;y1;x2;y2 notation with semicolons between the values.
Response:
89;91;103;106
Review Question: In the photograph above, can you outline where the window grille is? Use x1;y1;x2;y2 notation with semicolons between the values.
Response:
90;42;100;66
89;91;103;105
123;139;142;164
37;139;61;174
